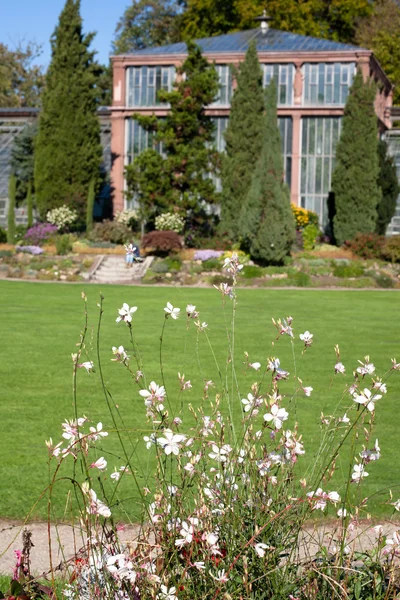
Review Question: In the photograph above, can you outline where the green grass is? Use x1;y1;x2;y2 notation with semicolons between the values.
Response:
0;281;399;521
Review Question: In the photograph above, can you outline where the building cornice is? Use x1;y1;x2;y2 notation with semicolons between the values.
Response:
111;50;370;66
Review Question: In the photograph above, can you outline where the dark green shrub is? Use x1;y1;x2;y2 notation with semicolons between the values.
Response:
0;227;7;243
333;263;365;278
381;237;400;263
290;271;311;287
201;258;222;272
0;250;12;258
151;259;169;274
375;273;395;288
345;233;385;259
56;234;73;255
240;265;265;278
88;220;131;245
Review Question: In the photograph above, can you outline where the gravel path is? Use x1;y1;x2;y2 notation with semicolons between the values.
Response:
1;519;397;577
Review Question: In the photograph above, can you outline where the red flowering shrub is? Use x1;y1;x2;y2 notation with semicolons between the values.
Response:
344;233;385;259
142;230;183;254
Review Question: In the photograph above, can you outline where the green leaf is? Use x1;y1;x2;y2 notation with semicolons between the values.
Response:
10;580;24;596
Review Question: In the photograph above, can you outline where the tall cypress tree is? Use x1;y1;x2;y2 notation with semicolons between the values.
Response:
332;72;381;246
240;80;295;264
220;41;264;241
7;175;16;244
34;0;102;219
375;139;399;235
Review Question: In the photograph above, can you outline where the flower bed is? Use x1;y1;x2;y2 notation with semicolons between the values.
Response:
11;252;397;600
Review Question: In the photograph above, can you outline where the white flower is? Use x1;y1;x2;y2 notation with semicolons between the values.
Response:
110;469;121;481
157;585;177;600
373;380;387;394
209;443;231;462
144;433;157;449
164;302;180;320
392;499;400;511
89;422;108;441
250;362;261;371
210;569;228;583
158;429;186;455
82;484;111;518
351;464;369;482
186;304;199;318
303;386;313;396
353;388;382;412
78;361;94;373
335;361;346;374
267;358;289;379
339;413;350;423
337;508;347;518
360;439;381;463
356;359;375;376
383;531;400;556
116;303;137;324
90;457;107;470
241;393;260;413
299;331;313;346
307;488;340;511
254;543;268;557
264;404;289;430
111;346;129;362
175;521;194;547
193;561;205;570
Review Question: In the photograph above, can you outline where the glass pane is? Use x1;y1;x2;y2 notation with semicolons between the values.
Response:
315;157;322;193
318;64;325;104
307;157;315;193
141;67;147;106
301;157;307;193
316;119;323;155
334;63;341;103
308;119;316;153
324;119;332;154
323;157;330;192
301;120;308;155
285;157;292;187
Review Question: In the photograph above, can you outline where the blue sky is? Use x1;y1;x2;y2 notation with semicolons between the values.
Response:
1;0;130;67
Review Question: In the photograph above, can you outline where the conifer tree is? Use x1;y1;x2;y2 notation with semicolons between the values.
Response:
34;0;102;219
332;72;381;246
7;175;16;244
240;80;295;264
375;139;400;235
86;178;95;232
220;41;264;240
125;42;219;224
27;181;33;228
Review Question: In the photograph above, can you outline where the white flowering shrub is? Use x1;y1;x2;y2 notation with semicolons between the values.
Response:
115;209;139;230
41;257;400;600
155;212;185;234
46;205;78;231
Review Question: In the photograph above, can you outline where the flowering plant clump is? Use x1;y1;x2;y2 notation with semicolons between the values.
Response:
193;250;224;261
24;223;58;246
42;265;400;600
155;212;185;234
46;205;78;231
291;203;319;229
15;245;44;255
115;209;139;229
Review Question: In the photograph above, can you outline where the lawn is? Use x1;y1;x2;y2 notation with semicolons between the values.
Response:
0;280;399;521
